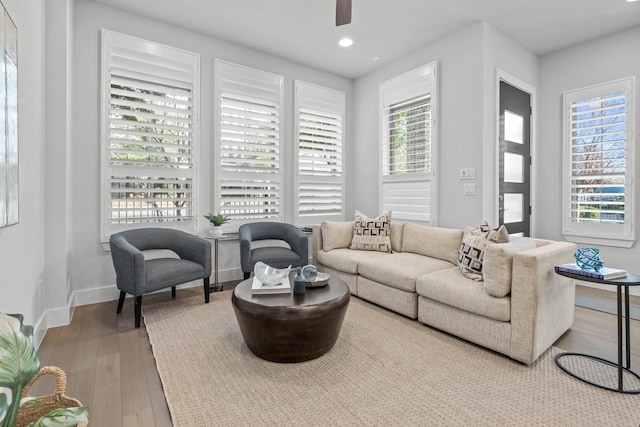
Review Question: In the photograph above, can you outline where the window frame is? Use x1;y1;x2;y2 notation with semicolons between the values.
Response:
562;77;635;248
214;60;284;227
294;81;346;226
100;30;201;241
379;62;438;224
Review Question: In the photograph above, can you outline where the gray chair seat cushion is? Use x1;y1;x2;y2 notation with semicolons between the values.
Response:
143;258;206;294
249;247;303;270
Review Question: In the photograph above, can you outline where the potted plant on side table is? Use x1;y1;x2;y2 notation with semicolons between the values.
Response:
203;212;230;237
0;313;89;427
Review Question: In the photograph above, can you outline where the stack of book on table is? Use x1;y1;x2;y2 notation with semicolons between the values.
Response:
555;263;627;280
251;276;292;294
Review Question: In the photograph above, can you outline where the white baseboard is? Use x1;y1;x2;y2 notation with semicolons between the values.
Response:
33;266;246;349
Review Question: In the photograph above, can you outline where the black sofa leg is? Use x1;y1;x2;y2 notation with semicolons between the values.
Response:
204;277;210;303
171;286;176;298
244;272;250;280
134;295;142;328
117;291;126;314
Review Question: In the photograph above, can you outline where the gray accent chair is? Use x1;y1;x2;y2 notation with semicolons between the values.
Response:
109;228;212;328
239;222;308;280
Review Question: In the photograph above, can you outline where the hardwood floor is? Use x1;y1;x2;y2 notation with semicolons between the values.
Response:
34;284;640;427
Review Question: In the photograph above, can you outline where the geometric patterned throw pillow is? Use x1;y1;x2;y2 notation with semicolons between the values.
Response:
349;210;392;253
457;224;509;281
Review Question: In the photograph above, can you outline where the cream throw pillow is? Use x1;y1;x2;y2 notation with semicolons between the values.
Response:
321;221;355;251
349;210;392;253
483;236;537;297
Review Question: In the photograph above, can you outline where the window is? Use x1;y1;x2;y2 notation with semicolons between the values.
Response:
101;30;200;240
295;81;345;225
388;98;430;175
380;63;437;223
562;78;635;247
215;61;283;223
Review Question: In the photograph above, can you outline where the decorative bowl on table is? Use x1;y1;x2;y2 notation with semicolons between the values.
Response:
301;264;330;287
254;262;291;286
305;272;331;287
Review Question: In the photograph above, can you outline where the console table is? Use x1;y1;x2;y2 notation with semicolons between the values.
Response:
554;269;640;393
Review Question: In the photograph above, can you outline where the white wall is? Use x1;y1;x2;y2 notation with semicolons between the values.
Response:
352;24;483;226
44;0;74;328
0;0;47;339
481;23;539;228
538;25;640;295
69;0;352;304
351;22;538;230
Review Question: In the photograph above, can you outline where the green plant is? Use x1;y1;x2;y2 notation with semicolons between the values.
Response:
203;212;230;226
0;314;88;427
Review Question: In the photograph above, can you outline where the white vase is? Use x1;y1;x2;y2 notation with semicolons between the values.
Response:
209;226;223;237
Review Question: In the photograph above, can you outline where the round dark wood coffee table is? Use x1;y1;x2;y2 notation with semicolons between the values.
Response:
232;274;350;363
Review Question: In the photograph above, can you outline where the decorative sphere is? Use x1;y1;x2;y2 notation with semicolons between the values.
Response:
574;247;604;271
301;264;318;281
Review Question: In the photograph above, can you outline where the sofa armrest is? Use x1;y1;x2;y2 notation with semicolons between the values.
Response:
312;225;323;265
509;241;576;364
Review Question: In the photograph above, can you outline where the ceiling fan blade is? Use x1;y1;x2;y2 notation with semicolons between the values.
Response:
336;0;352;26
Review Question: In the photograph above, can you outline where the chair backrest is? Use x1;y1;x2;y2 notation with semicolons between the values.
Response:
238;222;308;273
112;228;186;251
239;222;300;243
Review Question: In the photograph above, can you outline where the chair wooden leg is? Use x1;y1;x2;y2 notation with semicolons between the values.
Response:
117;291;126;314
134;296;142;328
204;277;210;304
171;286;176;298
244;272;250;280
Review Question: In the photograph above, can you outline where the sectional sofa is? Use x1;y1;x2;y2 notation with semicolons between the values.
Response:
312;221;577;365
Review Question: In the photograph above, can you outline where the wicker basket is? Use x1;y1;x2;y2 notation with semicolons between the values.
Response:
15;366;88;427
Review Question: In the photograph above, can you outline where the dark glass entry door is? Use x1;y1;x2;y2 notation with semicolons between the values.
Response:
499;81;531;236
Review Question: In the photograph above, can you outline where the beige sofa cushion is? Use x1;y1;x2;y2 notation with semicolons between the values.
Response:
317;248;388;274
358;252;454;292
402;223;463;264
390;223;404;252
416;267;511;322
483;237;538;297
321;221;354;251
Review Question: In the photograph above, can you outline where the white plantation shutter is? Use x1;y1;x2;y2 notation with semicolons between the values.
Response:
380;63;437;223
563;78;635;246
295;82;345;225
216;61;283;222
101;30;200;239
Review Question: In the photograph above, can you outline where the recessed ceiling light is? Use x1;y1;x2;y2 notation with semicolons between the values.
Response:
338;37;353;47
372;56;382;61
627;0;638;3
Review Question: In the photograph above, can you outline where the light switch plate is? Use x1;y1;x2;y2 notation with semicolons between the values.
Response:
459;167;476;180
463;183;476;195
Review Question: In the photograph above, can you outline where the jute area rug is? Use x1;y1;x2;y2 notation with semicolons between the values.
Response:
143;291;640;426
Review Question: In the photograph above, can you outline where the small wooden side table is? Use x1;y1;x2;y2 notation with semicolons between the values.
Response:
554;269;640;393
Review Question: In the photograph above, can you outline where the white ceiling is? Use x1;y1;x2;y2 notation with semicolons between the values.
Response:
90;0;640;78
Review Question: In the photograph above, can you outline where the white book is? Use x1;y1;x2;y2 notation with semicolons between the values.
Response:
555;263;627;280
251;276;292;294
